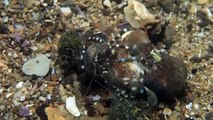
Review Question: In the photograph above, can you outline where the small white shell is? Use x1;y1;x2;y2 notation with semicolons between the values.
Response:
103;0;112;8
16;81;24;89
124;0;158;28
22;54;51;76
60;7;72;16
6;93;13;98
66;96;80;117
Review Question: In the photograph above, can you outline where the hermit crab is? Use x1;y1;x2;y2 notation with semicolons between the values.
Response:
58;28;187;118
81;29;187;100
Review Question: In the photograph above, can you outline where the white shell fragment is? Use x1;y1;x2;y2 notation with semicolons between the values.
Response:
60;7;72;16
16;81;24;89
163;108;172;119
66;96;80;117
22;54;51;76
186;102;193;110
163;108;172;116
3;0;9;6
6;93;13;98
203;7;213;21
103;0;112;8
124;0;158;28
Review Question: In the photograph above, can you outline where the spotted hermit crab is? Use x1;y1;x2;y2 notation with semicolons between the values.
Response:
84;29;186;95
58;27;187;118
81;29;187;119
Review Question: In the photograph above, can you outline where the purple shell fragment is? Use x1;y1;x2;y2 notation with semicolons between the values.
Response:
20;106;30;117
15;32;21;43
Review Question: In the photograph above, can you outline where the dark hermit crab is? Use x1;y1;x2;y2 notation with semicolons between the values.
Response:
58;29;188;119
82;29;187;98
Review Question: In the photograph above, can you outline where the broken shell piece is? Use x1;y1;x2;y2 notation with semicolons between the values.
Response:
163;108;172;116
6;93;13;98
197;0;208;5
16;81;24;89
103;0;112;8
66;96;80;117
22;54;51;76
45;107;65;120
0;60;8;72
3;0;9;6
60;7;72;16
163;108;172;119
203;7;213;21
124;0;158;28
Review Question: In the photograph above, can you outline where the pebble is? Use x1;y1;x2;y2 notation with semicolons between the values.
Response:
6;93;13;98
1;11;6;16
38;96;47;102
3;0;9;6
14;91;22;98
2;16;8;23
163;108;172;116
19;95;26;102
197;0;208;5
13;99;21;106
31;46;39;51
194;104;199;109
0;105;6;111
203;7;212;20
0;23;8;34
7;52;12;57
186;102;193;110
16;81;24;89
32;12;41;21
60;7;72;16
90;94;101;102
103;0;112;8
41;3;48;7
80;22;90;28
13;53;18;59
189;4;197;14
22;54;51;76
124;0;157;28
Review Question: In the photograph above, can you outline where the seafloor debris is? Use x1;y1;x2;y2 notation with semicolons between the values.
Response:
65;96;81;117
60;7;72;17
0;60;8;72
123;0;159;28
0;22;9;34
22;54;51;76
45;107;65;120
0;0;212;119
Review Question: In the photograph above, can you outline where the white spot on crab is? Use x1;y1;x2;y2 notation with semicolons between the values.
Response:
122;77;130;81
121;31;133;41
131;86;137;91
102;71;109;74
